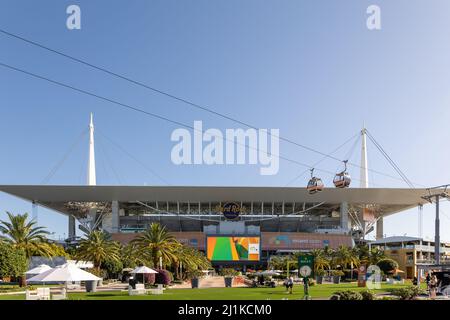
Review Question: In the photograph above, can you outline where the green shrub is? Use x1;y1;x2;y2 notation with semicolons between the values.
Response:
360;290;375;300
0;242;27;279
332;270;345;277
389;286;420;300
219;268;239;277
330;290;363;300
377;259;399;275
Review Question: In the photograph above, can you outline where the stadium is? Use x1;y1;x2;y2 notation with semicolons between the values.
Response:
0;116;435;268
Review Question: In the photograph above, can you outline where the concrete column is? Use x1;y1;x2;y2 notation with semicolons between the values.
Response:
340;202;350;232
112;200;119;233
68;215;76;239
376;217;384;240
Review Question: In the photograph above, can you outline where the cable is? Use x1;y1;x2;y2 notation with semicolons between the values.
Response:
366;129;416;188
41;128;88;184
97;135;123;185
96;129;170;186
0;61;428;188
285;132;359;186
0;28;427;186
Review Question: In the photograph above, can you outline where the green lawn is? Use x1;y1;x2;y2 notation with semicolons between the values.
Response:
0;282;423;300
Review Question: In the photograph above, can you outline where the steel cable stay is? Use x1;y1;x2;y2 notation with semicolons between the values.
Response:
97;134;124;185
41;127;88;185
96;129;170;186
365;129;415;188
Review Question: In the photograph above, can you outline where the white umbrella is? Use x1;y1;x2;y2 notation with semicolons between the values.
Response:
25;264;52;275
27;263;101;283
131;266;158;274
130;266;158;286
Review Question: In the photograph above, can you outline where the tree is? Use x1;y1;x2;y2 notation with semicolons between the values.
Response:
310;249;330;272
377;258;398;275
0;242;27;280
131;223;180;267
0;212;54;258
120;243;151;268
332;245;360;270
172;245;211;279
76;230;120;271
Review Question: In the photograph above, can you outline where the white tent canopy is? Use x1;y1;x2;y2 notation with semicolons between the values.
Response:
25;264;52;275
131;266;158;274
27;263;101;282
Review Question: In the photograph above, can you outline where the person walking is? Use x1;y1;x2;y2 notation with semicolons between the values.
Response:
287;276;294;294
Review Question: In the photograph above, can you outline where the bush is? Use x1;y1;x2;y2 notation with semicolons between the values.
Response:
155;269;172;285
186;269;204;280
0;243;27;279
377;259;399;275
389;286;420;300
330;290;363;300
360;290;375;300
219;268;239;277
332;270;345;277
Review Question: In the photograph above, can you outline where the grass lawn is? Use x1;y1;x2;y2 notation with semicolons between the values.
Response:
0;282;423;300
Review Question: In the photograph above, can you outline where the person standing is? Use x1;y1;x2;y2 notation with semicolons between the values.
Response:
429;275;438;299
302;276;309;296
426;272;431;290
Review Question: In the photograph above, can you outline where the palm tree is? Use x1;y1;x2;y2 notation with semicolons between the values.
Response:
173;246;211;279
0;212;54;258
310;249;330;273
369;247;386;265
131;223;180;268
76;230;120;271
332;245;360;270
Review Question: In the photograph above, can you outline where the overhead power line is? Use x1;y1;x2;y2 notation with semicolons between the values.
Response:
0;28;425;187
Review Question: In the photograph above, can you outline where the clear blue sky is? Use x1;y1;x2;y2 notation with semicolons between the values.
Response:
1;0;450;241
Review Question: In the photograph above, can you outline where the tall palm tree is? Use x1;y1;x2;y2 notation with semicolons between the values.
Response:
131;223;180;268
76;230;120;271
0;212;54;258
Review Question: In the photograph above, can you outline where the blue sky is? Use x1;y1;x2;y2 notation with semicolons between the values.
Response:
1;0;450;241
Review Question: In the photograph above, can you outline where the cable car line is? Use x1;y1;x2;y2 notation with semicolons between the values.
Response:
0;28;426;187
0;61;393;188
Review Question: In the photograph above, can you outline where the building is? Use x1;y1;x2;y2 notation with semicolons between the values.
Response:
0;115;436;268
369;236;450;279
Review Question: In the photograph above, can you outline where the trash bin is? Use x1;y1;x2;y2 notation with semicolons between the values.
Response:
86;280;97;292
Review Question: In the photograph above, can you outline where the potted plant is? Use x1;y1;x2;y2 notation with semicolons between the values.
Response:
187;270;204;289
315;269;326;284
219;268;239;287
332;270;345;284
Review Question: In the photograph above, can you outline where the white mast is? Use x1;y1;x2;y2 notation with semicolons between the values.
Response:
360;126;369;188
87;113;97;186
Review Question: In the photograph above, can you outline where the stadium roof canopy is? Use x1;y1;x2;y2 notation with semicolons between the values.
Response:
0;185;430;218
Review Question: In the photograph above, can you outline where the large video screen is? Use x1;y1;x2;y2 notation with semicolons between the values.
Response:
207;236;260;262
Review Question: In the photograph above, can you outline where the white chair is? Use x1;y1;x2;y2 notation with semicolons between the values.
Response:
26;287;51;300
52;288;67;300
26;289;40;300
38;287;51;300
149;284;164;295
128;284;147;296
